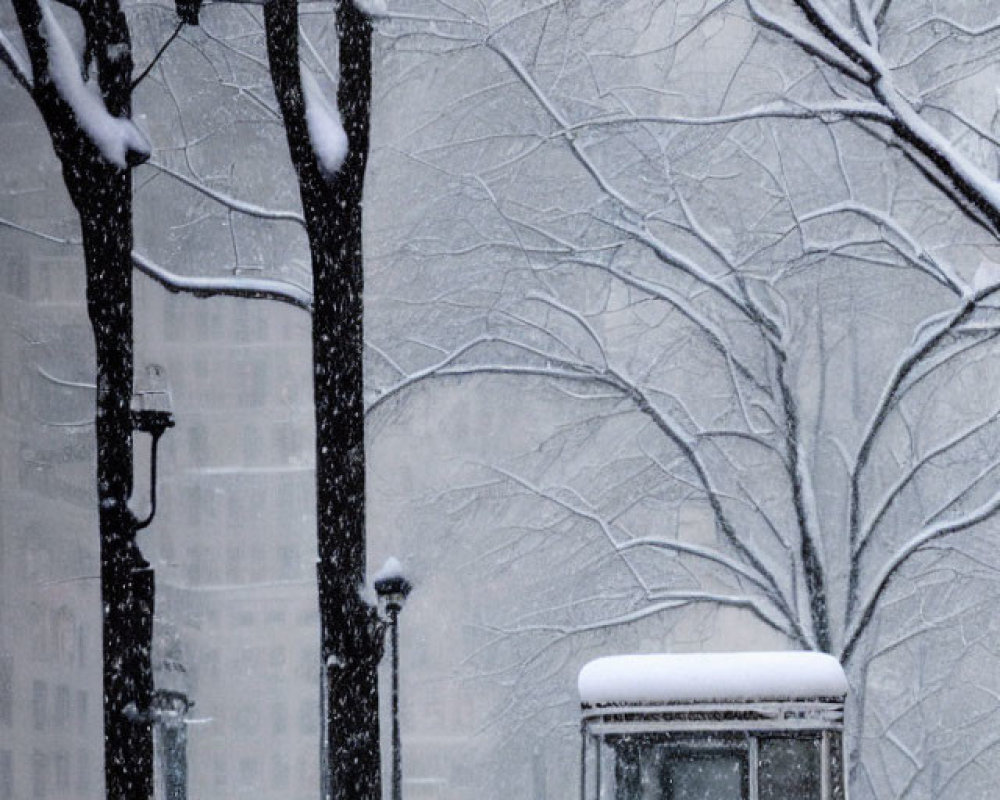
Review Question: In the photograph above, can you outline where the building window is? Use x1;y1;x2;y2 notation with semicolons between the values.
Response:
0;749;12;798
188;423;208;465
272;754;290;788
214;758;227;792
32;751;46;800
51;608;74;665
55;685;70;730
237;757;259;791
32;680;47;731
272;702;287;736
225;544;242;583
77;691;87;734
53;752;69;792
278;545;297;579
0;656;11;726
299;698;315;736
76;749;89;794
76;624;86;669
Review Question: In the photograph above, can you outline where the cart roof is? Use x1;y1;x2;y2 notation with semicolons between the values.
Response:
578;651;848;706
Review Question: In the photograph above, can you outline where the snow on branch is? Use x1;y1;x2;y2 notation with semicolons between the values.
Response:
871;73;1000;231
843;485;1000;662
132;250;313;311
352;0;387;18
745;0;871;82
300;66;348;177
38;2;150;167
488;43;779;336
492;592;796;642
797;202;965;294
856;413;1000;560
749;0;1000;232
147;162;307;227
911;15;1000;38
561;101;893;132
0;28;33;90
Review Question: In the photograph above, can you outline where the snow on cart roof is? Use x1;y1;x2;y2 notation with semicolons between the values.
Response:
578;652;848;706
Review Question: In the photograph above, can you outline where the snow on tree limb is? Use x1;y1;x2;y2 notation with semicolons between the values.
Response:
300;73;348;177
843;485;1000;662
147;162;307;227
37;1;149;167
0;28;33;89
131;250;313;311
560;102;894;132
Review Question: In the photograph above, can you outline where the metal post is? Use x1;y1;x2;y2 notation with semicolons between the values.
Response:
390;606;402;800
151;689;190;800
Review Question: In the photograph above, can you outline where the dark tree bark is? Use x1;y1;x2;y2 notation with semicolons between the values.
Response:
263;1;383;797
8;1;154;798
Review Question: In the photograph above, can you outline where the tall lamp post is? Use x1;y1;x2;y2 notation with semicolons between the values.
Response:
116;365;174;800
374;559;412;800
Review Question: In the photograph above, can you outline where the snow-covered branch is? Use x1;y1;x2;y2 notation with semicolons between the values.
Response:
843;486;1000;661
561;101;893;133
0;28;32;90
132;251;313;311
147;162;307;227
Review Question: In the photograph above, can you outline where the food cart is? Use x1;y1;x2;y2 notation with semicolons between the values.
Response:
579;652;848;800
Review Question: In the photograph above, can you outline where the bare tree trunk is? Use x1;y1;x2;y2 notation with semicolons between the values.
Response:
9;0;153;796
263;1;383;796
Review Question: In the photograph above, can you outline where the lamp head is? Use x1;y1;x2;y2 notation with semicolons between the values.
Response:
132;364;175;437
373;558;412;614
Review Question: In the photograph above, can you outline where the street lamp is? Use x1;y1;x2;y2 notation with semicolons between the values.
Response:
131;364;175;530
374;558;412;800
124;363;175;800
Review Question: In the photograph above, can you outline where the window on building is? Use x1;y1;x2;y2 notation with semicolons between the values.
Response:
53;752;69;792
54;685;70;730
0;749;12;798
214;758;227;792
77;691;87;735
52;608;74;665
278;545;297;579
32;680;46;731
299;698;315;736
226;544;242;583
76;749;89;794
237;757;259;791
272;754;290;788
189;423;208;465
0;656;11;726
32;750;46;800
272;702;287;736
76;624;86;669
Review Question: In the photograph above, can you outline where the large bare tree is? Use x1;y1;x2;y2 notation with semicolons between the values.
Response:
361;2;1000;797
1;1;156;797
2;0;383;796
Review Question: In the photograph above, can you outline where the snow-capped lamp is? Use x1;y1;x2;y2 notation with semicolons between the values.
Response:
373;557;412;615
373;558;412;800
578;651;849;800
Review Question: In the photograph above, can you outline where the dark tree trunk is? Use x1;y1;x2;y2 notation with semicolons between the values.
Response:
263;1;383;797
9;1;154;797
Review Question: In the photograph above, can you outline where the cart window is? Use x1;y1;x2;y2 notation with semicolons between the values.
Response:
758;736;821;800
611;737;747;800
665;754;744;800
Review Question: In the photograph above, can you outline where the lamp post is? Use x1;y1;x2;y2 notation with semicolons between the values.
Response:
374;559;412;800
131;365;175;531
121;363;174;800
